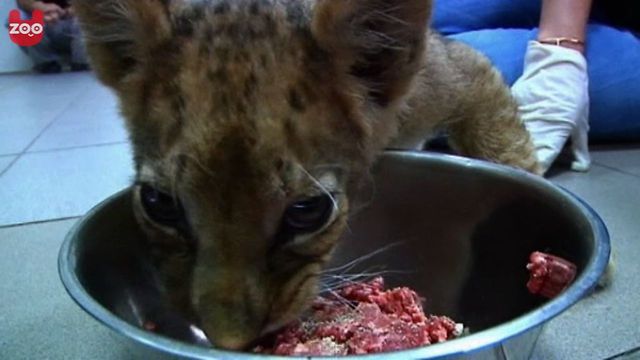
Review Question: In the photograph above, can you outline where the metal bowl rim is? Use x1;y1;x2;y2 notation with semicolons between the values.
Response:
58;151;611;360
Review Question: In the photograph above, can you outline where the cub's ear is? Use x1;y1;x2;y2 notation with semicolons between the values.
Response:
312;0;431;107
73;0;173;87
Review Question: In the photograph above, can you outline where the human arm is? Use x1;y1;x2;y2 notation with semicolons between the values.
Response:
512;0;593;173
538;0;592;53
17;0;66;23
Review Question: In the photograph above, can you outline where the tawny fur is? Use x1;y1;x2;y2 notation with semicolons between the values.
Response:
74;0;540;350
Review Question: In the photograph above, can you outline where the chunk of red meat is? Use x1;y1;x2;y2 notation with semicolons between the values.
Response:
527;251;577;298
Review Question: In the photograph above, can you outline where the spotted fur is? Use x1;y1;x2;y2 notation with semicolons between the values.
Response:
74;0;540;350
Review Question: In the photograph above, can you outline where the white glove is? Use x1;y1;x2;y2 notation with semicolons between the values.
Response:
512;41;591;174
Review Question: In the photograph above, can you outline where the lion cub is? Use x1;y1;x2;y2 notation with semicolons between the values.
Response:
74;0;539;350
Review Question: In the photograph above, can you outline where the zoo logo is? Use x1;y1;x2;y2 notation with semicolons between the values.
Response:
8;9;44;47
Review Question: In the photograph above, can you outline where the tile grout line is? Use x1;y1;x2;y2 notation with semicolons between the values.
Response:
603;345;640;360
0;81;94;177
25;141;129;155
0;140;130;177
21;82;95;153
0;156;22;177
0;216;82;230
593;161;640;180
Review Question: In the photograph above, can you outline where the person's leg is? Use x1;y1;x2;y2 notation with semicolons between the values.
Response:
22;24;67;72
22;35;65;72
59;16;90;69
449;25;640;141
432;0;541;35
71;23;89;68
585;24;640;141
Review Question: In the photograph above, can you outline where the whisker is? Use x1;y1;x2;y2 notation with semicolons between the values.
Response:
343;218;354;235
349;172;376;216
321;241;404;275
320;269;414;292
324;289;357;310
297;164;339;211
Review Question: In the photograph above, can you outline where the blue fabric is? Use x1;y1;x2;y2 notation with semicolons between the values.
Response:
433;0;542;35
433;0;640;142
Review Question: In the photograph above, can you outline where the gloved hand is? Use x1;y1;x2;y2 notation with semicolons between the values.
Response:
512;41;591;174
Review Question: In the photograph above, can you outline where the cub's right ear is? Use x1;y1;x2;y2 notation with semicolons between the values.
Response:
73;0;172;87
312;0;431;107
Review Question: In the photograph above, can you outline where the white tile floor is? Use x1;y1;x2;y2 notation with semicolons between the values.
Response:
0;72;638;359
0;143;133;225
0;155;16;174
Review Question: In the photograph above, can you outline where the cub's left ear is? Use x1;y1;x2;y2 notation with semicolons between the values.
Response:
312;0;431;107
73;0;173;88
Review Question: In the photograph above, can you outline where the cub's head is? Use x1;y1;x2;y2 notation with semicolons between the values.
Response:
74;0;430;350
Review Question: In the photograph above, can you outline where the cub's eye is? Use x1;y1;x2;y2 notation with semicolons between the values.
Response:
283;194;334;234
139;184;183;226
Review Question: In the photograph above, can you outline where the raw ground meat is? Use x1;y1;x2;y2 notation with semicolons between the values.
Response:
527;251;577;298
255;277;463;356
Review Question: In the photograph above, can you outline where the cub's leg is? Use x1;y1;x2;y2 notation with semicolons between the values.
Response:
442;41;541;174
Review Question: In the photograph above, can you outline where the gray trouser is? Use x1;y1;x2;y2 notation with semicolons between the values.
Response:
7;10;88;66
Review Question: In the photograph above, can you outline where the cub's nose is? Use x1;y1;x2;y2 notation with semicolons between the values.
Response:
198;297;267;351
212;333;255;351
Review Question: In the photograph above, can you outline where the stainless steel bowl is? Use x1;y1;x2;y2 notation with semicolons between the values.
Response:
59;151;610;360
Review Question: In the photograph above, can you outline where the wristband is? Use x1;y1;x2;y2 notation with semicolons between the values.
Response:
538;37;585;48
